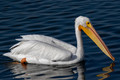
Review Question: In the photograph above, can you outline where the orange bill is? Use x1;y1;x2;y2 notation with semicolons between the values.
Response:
79;23;115;61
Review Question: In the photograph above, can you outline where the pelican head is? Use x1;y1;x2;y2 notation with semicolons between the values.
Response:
75;16;115;61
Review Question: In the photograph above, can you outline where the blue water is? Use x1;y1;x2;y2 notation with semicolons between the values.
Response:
0;0;120;80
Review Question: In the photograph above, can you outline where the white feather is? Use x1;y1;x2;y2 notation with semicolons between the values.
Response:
11;40;72;61
16;35;76;54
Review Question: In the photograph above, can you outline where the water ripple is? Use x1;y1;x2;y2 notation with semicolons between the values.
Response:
0;0;120;80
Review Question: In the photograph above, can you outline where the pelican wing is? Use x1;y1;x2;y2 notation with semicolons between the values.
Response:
9;40;73;61
3;35;77;63
15;35;76;53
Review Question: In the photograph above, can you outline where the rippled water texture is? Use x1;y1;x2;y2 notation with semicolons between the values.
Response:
0;0;120;80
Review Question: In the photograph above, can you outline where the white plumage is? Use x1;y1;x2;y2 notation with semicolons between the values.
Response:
3;16;90;65
12;35;75;61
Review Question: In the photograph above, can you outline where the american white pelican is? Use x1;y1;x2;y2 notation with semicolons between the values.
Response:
3;16;115;65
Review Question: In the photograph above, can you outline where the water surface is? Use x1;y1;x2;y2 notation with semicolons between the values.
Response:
0;0;120;80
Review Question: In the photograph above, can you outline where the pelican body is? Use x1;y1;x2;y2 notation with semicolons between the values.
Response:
3;16;115;65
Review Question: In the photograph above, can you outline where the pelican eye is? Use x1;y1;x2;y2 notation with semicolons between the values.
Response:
86;22;90;24
86;21;91;27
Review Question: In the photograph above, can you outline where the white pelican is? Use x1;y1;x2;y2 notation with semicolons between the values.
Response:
3;16;115;65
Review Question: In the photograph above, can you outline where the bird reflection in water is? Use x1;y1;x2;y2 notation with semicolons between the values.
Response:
6;61;85;80
96;63;115;80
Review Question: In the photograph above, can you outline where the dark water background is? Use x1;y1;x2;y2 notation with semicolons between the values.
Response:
0;0;120;80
